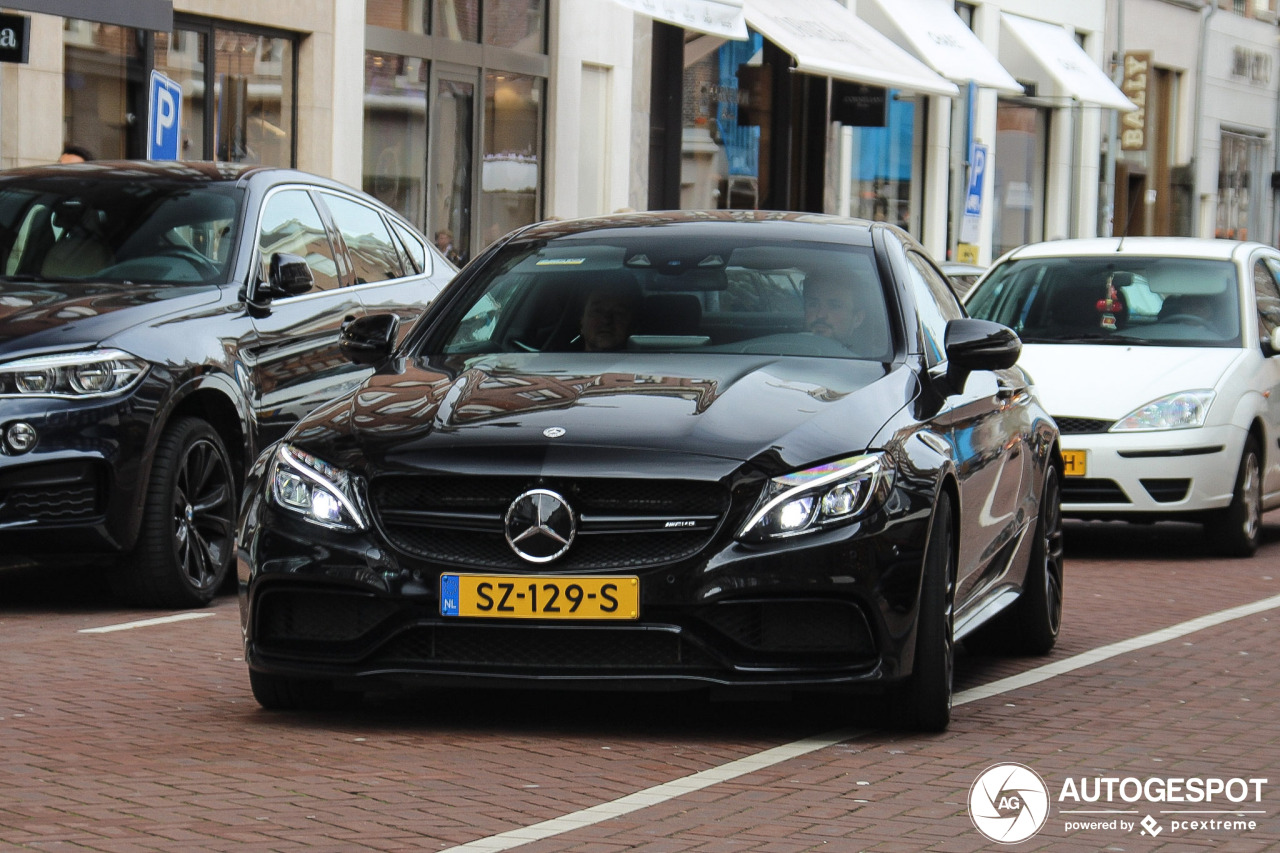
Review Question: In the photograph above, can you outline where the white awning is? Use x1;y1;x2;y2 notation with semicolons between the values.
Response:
1000;13;1136;111
743;0;958;97
857;0;1022;94
609;0;748;39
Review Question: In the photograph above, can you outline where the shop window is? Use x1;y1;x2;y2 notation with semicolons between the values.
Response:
435;0;479;41
480;72;541;248
432;77;476;264
846;92;914;229
1218;131;1264;240
64;18;296;166
363;52;428;226
680;31;766;210
993;101;1048;258
62;22;142;161
484;0;544;50
214;29;294;166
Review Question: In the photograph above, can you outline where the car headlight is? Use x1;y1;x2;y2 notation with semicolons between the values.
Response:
1110;390;1215;432
738;453;894;542
0;349;149;398
270;444;367;531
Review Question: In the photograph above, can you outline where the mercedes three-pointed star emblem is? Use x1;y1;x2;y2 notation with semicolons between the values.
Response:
504;488;577;563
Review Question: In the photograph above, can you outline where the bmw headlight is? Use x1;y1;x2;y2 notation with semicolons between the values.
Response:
0;349;148;398
738;453;894;542
269;444;367;530
1111;390;1215;432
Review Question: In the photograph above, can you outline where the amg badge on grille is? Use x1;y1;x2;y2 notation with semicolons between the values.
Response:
504;489;577;563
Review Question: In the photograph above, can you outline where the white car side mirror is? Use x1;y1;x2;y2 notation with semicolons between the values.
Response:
1272;327;1280;355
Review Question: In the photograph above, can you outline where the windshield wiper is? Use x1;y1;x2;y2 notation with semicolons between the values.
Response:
1021;333;1152;345
0;273;79;283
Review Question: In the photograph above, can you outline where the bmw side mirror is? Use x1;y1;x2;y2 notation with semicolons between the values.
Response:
942;318;1021;394
269;252;315;297
246;252;314;308
340;313;400;365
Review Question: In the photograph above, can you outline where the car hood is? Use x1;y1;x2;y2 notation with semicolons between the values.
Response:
294;353;916;479
1017;344;1243;419
0;280;220;355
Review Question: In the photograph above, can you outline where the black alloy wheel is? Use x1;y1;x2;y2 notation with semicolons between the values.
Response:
116;417;235;608
889;492;955;732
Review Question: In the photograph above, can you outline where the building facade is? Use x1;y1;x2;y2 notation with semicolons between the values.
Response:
1;0;1277;267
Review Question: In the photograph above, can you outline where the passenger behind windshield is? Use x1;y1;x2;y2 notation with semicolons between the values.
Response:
576;275;642;351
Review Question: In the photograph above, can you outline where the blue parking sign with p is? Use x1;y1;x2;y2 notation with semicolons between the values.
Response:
148;70;183;160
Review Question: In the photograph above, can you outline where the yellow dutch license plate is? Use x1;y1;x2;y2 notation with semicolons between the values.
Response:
440;574;639;620
1061;449;1087;477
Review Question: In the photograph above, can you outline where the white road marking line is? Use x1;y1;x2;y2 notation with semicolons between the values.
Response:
78;612;216;633
438;591;1280;853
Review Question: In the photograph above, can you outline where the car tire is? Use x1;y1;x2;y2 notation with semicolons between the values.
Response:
965;466;1064;657
249;670;358;711
115;417;235;609
1207;436;1262;558
888;492;955;733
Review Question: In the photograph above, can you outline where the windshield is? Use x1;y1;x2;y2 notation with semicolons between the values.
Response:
0;178;244;285
430;233;893;361
966;256;1242;347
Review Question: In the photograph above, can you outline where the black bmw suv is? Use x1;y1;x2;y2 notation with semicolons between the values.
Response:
0;160;454;608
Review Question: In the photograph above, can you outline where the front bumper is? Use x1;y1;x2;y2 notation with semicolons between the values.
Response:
1057;423;1245;517
0;387;158;560
238;495;932;694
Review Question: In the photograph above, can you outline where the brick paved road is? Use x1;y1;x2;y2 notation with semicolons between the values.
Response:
2;515;1277;852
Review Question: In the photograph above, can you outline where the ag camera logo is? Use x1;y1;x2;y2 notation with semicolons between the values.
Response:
969;763;1051;844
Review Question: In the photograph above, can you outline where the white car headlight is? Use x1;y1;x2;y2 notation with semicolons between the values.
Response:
1110;390;1215;432
738;453;894;542
270;444;367;530
0;349;148;398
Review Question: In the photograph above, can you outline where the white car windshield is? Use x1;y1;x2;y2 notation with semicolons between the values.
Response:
966;256;1241;347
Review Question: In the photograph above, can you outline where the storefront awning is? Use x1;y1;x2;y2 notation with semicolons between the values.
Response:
1;0;172;31
609;0;748;39
1000;13;1136;111
857;0;1022;94
743;0;958;97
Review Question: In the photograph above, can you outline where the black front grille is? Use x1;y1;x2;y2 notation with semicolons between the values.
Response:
1061;478;1129;504
372;624;717;670
371;475;732;570
1141;478;1191;503
1055;417;1114;435
0;461;103;523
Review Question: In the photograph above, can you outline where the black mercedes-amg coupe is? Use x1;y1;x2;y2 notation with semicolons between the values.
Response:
237;211;1063;730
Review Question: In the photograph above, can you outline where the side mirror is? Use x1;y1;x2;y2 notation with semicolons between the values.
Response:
943;318;1021;394
340;313;400;365
246;252;314;307
269;252;315;297
1269;327;1280;356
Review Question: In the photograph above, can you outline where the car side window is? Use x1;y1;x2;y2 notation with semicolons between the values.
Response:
905;251;964;366
391;220;431;275
321;193;407;285
258;189;340;292
1258;258;1280;341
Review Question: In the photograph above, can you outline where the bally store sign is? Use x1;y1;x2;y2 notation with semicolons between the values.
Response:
0;13;31;64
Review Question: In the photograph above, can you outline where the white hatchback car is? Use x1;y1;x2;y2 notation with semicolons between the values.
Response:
964;237;1280;555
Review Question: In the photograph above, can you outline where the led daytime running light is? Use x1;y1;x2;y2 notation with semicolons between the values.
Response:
274;444;367;530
